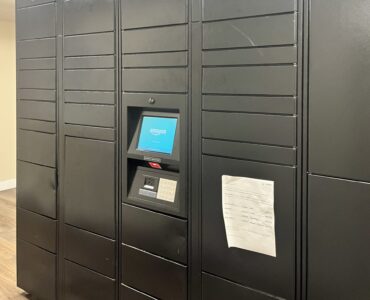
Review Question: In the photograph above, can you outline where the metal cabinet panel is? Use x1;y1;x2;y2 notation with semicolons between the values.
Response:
308;175;370;300
64;32;115;56
17;208;57;253
203;46;297;66
17;38;56;59
64;0;114;35
19;70;56;89
203;14;296;49
123;68;187;93
123;25;187;53
65;91;115;105
64;260;116;300
17;0;55;8
17;161;56;218
18;130;56;167
309;0;370;181
64;104;115;128
122;204;187;264
122;245;187;300
203;273;277;300
17;240;56;300
203;139;296;166
203;66;296;95
18;101;56;121
64;137;115;238
65;225;116;278
122;92;187;105
203;95;296;115
64;55;115;69
123;52;188;68
122;0;187;29
18;119;56;134
18;88;56;101
64;69;115;91
203;112;296;147
202;155;296;299
17;3;56;40
121;285;157;300
64;124;115;141
203;0;296;21
19;58;56;70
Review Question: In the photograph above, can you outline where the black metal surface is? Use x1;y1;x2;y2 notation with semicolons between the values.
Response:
122;245;187;300
123;52;187;68
64;260;116;300
18;119;56;134
307;175;370;300
203;66;296;96
122;25;187;54
17;208;57;253
18;101;56;122
122;204;187;264
203;111;296;147
18;57;56;70
305;0;370;299
121;284;157;300
202;155;296;299
64;103;115;127
17;161;56;218
17;240;57;300
202;139;296;166
203;14;296;49
202;0;296;21
123;68;187;93
17;37;56;58
17;130;56;167
16;3;56;40
202;273;277;300
309;0;370;182
64;136;115;238
120;1;190;294
64;56;115;69
122;0;186;29
64;32;115;56
63;0;114;35
18;70;56;89
15;0;370;299
64;225;116;278
202;94;296;115
60;0;119;298
64;69;115;91
16;1;58;297
64;91;115;105
17;0;54;9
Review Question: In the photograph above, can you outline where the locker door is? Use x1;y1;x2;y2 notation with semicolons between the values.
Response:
16;1;58;299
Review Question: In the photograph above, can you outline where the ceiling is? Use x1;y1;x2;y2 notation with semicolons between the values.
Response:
0;0;15;22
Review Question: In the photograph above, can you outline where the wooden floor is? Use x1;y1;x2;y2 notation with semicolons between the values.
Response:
0;189;30;300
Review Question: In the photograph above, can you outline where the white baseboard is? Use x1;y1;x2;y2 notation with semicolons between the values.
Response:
0;179;16;191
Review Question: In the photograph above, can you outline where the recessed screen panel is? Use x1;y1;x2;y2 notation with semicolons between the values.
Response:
137;116;178;155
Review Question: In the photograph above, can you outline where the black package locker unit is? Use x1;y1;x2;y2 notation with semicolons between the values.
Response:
305;1;370;299
15;0;370;300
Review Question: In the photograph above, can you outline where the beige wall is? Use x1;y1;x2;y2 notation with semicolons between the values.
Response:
0;12;16;182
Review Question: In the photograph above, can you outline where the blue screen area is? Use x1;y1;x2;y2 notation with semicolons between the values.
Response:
137;116;178;155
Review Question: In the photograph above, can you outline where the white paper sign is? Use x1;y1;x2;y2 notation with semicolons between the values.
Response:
157;178;177;202
222;175;276;257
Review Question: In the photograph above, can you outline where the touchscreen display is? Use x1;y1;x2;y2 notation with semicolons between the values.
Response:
137;116;177;155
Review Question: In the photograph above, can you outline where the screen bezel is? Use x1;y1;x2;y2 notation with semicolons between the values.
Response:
136;116;178;155
128;110;180;163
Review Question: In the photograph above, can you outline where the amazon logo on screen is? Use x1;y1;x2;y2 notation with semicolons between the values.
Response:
150;128;167;136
